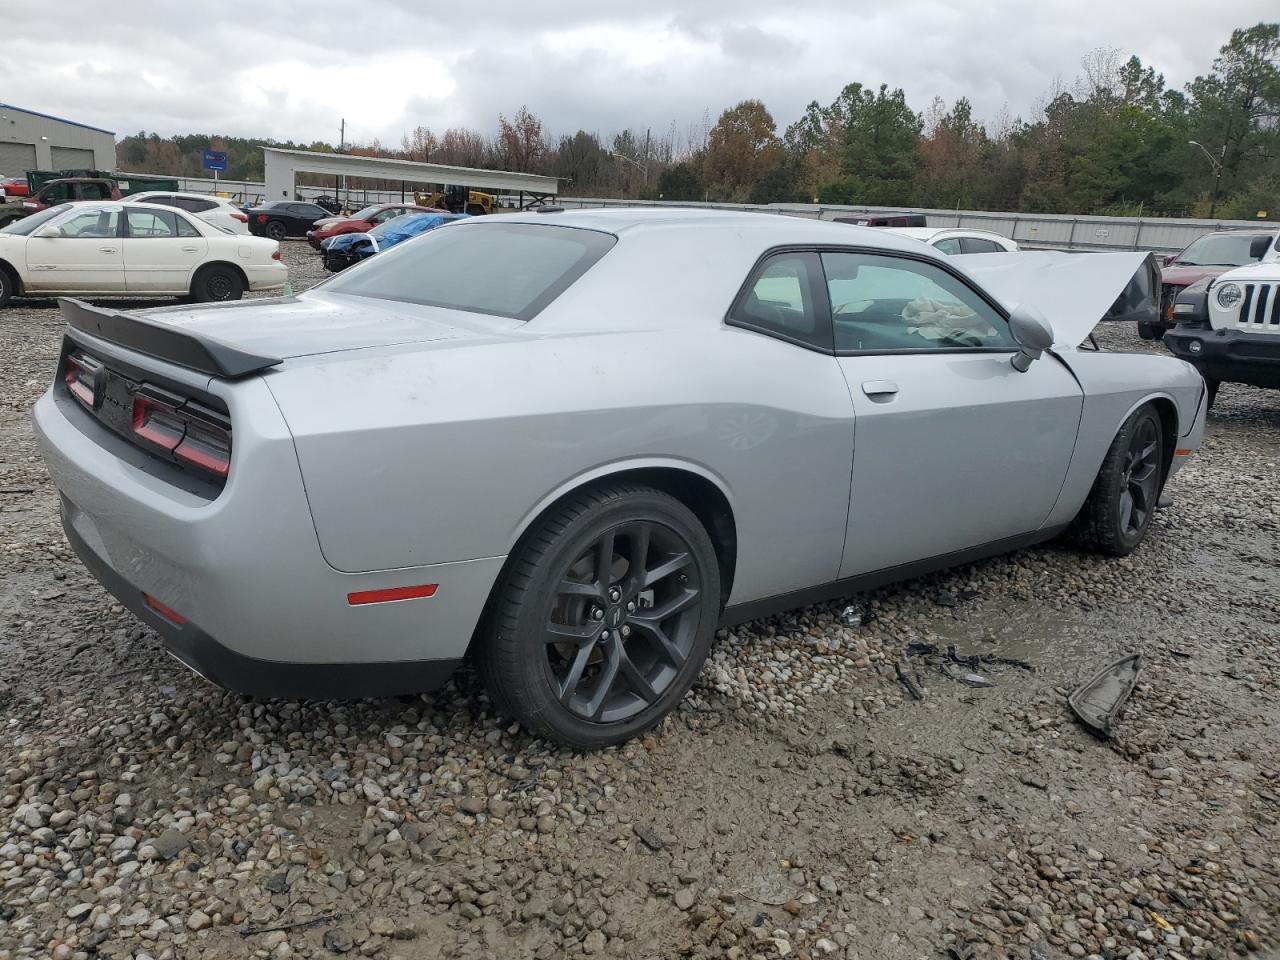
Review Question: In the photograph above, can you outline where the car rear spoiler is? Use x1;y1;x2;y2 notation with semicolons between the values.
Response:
59;298;281;379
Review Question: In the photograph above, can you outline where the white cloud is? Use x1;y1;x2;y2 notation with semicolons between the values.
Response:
1;0;1274;146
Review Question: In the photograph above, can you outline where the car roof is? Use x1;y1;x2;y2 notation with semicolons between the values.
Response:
131;190;235;203
887;226;1011;242
471;207;933;253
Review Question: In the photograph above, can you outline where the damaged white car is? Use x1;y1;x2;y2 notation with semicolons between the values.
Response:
33;209;1206;748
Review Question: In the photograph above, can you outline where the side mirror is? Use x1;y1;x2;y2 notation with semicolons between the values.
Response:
1162;254;1175;267
34;225;62;239
1009;304;1055;372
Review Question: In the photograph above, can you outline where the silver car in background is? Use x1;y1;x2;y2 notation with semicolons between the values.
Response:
32;209;1206;749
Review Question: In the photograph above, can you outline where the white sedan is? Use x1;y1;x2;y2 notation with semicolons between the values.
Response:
888;227;1019;255
0;201;286;306
127;190;251;235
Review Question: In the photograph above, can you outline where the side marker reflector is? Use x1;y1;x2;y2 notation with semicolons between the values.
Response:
347;584;438;606
144;594;188;626
1174;448;1193;457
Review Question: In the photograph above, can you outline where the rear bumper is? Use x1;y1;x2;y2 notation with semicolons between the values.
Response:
245;262;288;291
32;349;504;696
1165;326;1280;389
62;509;462;698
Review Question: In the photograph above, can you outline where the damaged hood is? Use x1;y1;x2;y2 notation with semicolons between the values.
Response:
955;251;1156;347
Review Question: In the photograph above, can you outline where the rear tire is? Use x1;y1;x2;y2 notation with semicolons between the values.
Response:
1070;404;1164;557
476;483;720;749
1204;378;1219;411
0;267;14;307
265;220;287;241
191;265;244;303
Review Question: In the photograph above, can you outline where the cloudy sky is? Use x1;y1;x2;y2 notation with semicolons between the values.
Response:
2;1;1272;146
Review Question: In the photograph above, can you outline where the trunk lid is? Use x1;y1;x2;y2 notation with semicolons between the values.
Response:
128;291;497;362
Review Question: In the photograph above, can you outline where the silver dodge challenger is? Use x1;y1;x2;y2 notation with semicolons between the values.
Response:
33;209;1207;749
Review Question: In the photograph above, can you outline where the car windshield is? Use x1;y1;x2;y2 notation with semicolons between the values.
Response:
1;204;73;235
1174;234;1268;267
350;205;381;220
323;221;617;321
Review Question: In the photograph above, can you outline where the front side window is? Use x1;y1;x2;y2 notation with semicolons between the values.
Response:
324;222;616;321
78;183;113;201
126;209;178;238
730;251;829;349
53;208;121;239
822;251;1014;353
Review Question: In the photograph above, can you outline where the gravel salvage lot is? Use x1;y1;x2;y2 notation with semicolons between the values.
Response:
2;242;1278;960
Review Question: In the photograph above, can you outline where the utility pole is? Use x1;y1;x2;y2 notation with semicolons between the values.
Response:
1189;140;1225;219
643;128;651;187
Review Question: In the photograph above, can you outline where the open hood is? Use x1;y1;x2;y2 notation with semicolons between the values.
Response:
955;252;1156;347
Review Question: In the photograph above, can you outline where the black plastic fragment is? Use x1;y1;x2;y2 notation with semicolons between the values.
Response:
1068;653;1144;739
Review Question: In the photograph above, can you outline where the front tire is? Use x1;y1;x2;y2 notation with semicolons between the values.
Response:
1204;378;1219;411
1070;404;1164;556
191;265;245;303
477;484;721;749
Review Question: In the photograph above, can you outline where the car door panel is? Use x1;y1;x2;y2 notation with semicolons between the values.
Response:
837;352;1082;576
24;208;124;292
819;248;1083;578
123;209;207;292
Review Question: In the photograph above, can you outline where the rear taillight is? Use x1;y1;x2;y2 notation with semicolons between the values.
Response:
256;214;268;224
271;250;282;261
232;212;248;222
63;353;101;407
132;392;232;479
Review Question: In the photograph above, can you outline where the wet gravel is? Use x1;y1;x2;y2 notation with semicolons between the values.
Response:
1;244;1277;960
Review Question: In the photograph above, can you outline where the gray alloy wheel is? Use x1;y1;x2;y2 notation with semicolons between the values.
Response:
265;220;287;241
1071;403;1164;556
477;483;720;749
193;265;244;303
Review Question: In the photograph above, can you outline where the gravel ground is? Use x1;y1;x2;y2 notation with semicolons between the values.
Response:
1;243;1278;960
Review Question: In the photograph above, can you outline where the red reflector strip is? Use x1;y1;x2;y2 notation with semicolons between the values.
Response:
144;594;187;626
1174;448;1193;457
347;584;438;606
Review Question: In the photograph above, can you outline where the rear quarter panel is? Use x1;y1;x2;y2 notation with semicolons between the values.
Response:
265;326;857;605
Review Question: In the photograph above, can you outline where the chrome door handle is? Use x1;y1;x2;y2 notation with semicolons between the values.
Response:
861;380;899;398
99;246;117;253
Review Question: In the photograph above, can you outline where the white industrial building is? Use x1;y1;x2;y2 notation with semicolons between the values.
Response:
0;103;116;176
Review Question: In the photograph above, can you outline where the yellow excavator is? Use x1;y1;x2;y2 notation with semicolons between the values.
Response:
414;185;494;215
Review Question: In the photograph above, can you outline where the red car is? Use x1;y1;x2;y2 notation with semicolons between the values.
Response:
1143;229;1278;339
0;176;30;198
306;203;435;249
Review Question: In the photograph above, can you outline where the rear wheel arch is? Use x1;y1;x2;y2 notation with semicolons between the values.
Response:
191;261;248;300
490;464;738;622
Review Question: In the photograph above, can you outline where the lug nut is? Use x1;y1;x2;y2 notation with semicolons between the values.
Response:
626;600;636;612
590;606;604;620
599;629;610;641
620;625;631;638
609;587;621;602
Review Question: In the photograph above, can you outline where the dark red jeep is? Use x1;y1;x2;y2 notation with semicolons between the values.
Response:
1145;229;1280;339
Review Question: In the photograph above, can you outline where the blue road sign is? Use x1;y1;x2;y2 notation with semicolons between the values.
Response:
202;150;228;172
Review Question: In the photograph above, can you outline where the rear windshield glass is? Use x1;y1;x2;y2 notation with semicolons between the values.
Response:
323;221;617;321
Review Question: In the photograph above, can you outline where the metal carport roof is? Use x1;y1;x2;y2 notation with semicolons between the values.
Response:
262;147;560;201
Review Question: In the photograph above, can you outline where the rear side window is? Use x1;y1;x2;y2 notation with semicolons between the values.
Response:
127;209;178;238
729;251;831;351
933;237;963;255
959;236;1002;254
324;222;617;321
